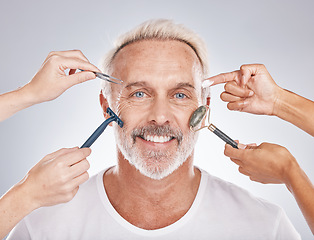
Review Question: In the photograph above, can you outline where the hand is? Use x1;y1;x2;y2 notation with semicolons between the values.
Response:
20;147;91;209
224;142;298;184
206;64;282;115
20;50;100;104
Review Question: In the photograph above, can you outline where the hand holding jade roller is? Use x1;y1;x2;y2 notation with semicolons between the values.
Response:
189;105;238;149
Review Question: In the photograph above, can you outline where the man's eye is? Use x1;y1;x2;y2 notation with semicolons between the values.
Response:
175;93;186;99
134;91;145;98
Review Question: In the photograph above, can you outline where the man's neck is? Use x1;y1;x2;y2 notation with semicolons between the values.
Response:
103;150;201;230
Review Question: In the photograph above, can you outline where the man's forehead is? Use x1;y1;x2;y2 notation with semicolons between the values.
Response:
112;40;202;71
121;65;199;90
108;40;203;94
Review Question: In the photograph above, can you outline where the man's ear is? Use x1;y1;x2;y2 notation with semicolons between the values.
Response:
99;91;114;126
99;91;112;127
99;91;109;118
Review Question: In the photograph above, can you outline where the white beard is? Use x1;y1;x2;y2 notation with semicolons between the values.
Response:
114;124;198;180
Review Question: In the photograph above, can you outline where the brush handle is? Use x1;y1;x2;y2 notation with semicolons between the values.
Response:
80;116;115;148
209;124;238;149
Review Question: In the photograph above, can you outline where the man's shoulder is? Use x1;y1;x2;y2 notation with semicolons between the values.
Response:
192;169;300;238
200;169;283;216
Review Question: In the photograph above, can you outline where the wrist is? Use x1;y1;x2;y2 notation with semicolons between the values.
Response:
17;83;41;107
271;86;286;117
16;175;41;212
282;158;302;192
272;87;303;122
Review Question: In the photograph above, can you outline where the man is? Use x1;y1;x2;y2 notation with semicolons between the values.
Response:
8;19;300;239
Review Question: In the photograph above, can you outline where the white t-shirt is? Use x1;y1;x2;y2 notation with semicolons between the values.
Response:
8;168;300;240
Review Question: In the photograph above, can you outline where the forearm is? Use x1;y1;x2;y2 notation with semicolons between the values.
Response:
285;166;314;234
0;182;37;239
0;86;36;122
274;88;314;136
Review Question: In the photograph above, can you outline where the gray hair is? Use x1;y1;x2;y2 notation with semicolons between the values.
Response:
100;19;210;102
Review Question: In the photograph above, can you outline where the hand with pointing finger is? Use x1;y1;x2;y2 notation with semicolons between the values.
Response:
207;64;314;233
205;64;282;115
206;64;314;136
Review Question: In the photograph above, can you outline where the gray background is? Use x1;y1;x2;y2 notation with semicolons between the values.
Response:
0;0;313;238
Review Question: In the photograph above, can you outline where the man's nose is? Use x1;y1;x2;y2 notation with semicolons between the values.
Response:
148;98;172;125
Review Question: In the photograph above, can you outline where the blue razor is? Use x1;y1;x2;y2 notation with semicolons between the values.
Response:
80;107;123;148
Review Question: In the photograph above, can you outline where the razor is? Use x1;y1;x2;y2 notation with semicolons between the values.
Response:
80;107;123;148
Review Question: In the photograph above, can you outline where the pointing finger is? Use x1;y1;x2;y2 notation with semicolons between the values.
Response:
204;70;241;87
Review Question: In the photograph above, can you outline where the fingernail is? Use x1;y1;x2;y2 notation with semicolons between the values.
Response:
202;80;214;88
248;90;254;96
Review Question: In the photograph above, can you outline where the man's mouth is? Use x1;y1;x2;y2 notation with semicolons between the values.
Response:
139;134;175;143
131;125;183;145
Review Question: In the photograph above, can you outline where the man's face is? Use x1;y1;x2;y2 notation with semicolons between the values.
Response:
107;40;203;180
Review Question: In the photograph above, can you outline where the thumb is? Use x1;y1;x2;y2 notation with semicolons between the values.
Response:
224;143;244;159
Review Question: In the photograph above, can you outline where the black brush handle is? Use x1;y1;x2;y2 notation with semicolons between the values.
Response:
210;124;238;149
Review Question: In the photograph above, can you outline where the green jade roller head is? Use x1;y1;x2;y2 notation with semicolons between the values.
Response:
189;105;208;129
189;105;238;149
